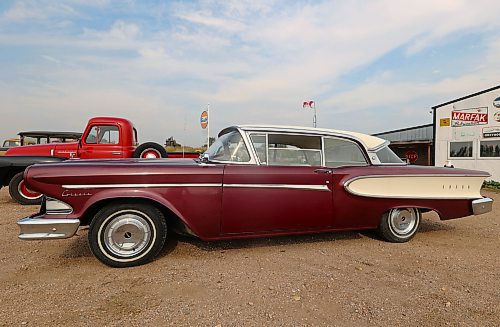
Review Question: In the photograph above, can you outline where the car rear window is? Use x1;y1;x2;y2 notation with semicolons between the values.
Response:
324;137;367;167
376;146;404;163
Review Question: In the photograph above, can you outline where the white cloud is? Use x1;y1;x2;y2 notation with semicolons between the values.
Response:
83;20;140;41
1;1;79;22
41;55;61;64
177;12;244;32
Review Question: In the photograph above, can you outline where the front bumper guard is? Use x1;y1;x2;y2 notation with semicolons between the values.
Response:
472;197;493;215
17;217;80;240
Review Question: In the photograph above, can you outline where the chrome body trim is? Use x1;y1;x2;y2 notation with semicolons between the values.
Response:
237;127;259;165
197;162;217;167
46;197;73;215
472;197;493;215
345;174;491;185
367;151;381;164
371;163;408;166
17;217;80;240
63;183;223;189
224;184;330;191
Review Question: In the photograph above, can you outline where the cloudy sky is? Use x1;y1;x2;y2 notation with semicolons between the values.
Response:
1;0;499;146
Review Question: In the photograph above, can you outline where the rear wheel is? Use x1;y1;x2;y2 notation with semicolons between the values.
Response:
377;208;421;243
9;172;43;205
88;202;167;267
133;142;168;158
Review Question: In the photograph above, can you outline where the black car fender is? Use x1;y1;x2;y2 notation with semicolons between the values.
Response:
0;156;67;187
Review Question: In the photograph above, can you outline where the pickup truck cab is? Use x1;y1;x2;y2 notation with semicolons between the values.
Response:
0;138;20;156
1;117;195;204
6;117;147;159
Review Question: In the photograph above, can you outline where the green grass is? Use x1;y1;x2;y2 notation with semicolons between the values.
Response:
482;180;500;191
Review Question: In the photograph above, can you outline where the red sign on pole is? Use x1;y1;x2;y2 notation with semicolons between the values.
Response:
405;150;418;163
200;111;208;129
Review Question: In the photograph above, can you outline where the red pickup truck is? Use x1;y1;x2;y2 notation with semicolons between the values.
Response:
0;117;199;204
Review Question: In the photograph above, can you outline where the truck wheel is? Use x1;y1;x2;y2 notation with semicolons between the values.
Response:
88;202;167;267
9;172;43;205
133;142;168;158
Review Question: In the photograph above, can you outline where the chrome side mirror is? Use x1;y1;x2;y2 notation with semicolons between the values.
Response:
444;160;454;168
200;153;210;163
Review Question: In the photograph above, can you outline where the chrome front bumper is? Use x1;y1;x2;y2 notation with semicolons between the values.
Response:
17;217;80;240
472;197;493;215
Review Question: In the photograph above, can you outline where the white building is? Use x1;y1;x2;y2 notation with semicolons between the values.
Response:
433;85;500;181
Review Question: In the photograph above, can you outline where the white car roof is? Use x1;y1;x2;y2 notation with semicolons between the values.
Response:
235;125;388;151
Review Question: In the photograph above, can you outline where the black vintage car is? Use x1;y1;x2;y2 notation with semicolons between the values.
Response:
17;131;82;146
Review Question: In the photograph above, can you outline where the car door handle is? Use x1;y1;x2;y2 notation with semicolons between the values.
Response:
314;169;332;174
111;151;121;155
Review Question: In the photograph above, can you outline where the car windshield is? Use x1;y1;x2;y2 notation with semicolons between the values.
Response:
205;130;250;162
376;146;404;164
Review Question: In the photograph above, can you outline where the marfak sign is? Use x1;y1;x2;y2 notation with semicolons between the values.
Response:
451;107;488;127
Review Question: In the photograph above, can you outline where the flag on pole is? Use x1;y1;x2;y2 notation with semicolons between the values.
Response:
303;100;315;109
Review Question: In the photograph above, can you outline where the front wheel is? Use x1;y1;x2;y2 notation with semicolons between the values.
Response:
133;142;168;158
88;202;167;267
377;208;421;243
8;171;43;205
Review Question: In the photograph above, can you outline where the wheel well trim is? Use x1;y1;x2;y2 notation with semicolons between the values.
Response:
79;192;199;236
378;205;433;223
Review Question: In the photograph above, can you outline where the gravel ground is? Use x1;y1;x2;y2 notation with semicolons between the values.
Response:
0;188;499;327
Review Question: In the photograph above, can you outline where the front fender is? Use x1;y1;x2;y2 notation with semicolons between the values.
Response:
68;188;213;239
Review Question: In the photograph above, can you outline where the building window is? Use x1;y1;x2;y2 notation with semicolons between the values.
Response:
480;140;500;158
449;141;473;158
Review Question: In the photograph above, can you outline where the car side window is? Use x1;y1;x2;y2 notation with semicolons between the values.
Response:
85;125;119;144
268;134;322;166
324;137;367;168
249;134;267;164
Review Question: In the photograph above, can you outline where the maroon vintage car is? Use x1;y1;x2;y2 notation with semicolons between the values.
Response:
18;125;493;267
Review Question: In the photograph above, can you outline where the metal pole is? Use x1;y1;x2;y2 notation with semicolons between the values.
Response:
313;101;317;128
207;103;210;149
182;115;186;158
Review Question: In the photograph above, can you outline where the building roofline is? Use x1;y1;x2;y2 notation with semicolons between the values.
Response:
373;123;433;136
432;85;500;110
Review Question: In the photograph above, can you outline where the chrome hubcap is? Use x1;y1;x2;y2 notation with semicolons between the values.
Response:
141;149;161;158
104;212;152;257
389;208;418;235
